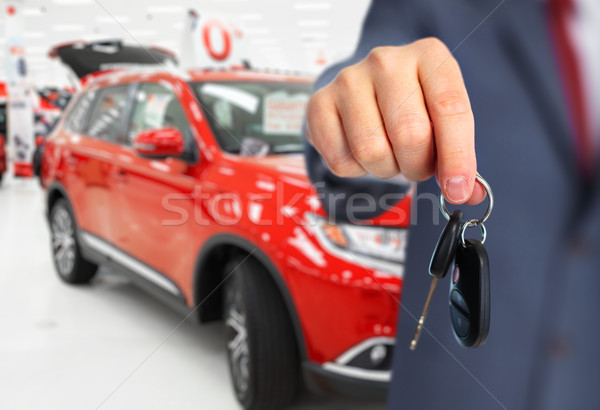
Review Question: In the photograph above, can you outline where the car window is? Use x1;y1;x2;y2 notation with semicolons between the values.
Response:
0;103;6;136
190;81;312;154
85;85;130;143
64;90;96;133
128;82;190;145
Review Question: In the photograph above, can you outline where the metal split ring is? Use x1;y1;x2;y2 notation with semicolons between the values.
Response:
439;173;494;226
460;219;487;246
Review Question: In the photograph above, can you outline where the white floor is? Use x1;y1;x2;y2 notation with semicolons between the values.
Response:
0;176;384;410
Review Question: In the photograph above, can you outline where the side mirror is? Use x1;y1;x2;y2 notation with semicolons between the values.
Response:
133;127;184;158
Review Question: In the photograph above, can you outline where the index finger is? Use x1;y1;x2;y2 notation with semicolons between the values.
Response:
417;38;479;204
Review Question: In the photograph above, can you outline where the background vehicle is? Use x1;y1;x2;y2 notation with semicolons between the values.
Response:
0;101;7;184
33;39;177;184
41;66;412;409
0;136;6;185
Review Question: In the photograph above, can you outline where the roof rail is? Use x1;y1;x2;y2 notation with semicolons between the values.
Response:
82;61;189;86
187;65;313;78
80;63;313;87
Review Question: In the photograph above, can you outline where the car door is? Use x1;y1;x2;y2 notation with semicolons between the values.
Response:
61;85;132;241
110;81;198;294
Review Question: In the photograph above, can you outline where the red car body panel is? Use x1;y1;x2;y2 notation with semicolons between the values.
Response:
42;68;412;391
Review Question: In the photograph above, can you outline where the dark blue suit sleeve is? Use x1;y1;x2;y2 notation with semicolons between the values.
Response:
304;0;429;222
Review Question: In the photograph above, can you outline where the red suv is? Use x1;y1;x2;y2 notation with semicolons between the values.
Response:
0;100;7;184
0;134;6;184
41;65;412;409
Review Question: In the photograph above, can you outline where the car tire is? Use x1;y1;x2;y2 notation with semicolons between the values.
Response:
49;198;98;284
224;255;300;410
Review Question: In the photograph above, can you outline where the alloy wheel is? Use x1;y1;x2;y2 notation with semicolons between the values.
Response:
51;207;76;277
226;279;250;398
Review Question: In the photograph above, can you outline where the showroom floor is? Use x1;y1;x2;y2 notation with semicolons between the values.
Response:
0;176;384;410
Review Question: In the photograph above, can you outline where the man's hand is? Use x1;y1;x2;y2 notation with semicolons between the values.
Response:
306;38;485;204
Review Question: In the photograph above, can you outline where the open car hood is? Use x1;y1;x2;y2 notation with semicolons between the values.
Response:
49;40;177;79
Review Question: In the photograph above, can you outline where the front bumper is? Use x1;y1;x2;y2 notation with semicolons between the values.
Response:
302;336;394;400
303;362;389;400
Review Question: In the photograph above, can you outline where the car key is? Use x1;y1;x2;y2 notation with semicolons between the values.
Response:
449;237;490;348
410;210;464;350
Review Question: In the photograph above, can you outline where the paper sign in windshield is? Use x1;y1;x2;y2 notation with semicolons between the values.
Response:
263;92;309;135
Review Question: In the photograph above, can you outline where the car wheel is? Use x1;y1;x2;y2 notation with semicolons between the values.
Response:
224;255;299;410
50;198;98;284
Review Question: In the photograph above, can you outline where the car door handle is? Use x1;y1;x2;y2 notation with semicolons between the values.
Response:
65;156;78;169
112;168;128;183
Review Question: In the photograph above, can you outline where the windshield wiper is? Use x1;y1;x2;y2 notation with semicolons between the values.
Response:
272;144;304;154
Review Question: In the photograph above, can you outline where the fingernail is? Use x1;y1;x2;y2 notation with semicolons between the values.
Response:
445;176;468;203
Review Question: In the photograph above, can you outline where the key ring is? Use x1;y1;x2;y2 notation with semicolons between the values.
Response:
439;173;494;226
460;219;487;246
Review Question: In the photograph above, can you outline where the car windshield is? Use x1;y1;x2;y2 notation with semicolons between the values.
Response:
0;104;6;136
190;80;312;154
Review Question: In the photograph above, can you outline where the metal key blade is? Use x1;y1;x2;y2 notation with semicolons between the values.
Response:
410;277;439;350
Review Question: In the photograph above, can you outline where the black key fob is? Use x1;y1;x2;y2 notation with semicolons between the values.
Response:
429;210;463;278
449;239;490;348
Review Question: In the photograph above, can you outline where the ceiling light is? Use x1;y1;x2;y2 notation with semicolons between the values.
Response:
147;6;185;13
23;7;45;16
301;32;329;39
265;52;287;59
127;29;157;37
241;13;262;21
244;27;271;35
52;0;93;4
96;15;131;24
52;24;84;32
298;20;329;27
303;41;327;48
24;32;45;39
293;3;331;10
250;38;277;46
258;46;283;53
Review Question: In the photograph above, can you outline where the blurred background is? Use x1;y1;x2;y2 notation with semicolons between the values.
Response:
2;0;371;87
0;1;395;409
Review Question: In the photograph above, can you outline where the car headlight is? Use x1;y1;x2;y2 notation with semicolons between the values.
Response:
308;214;408;275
